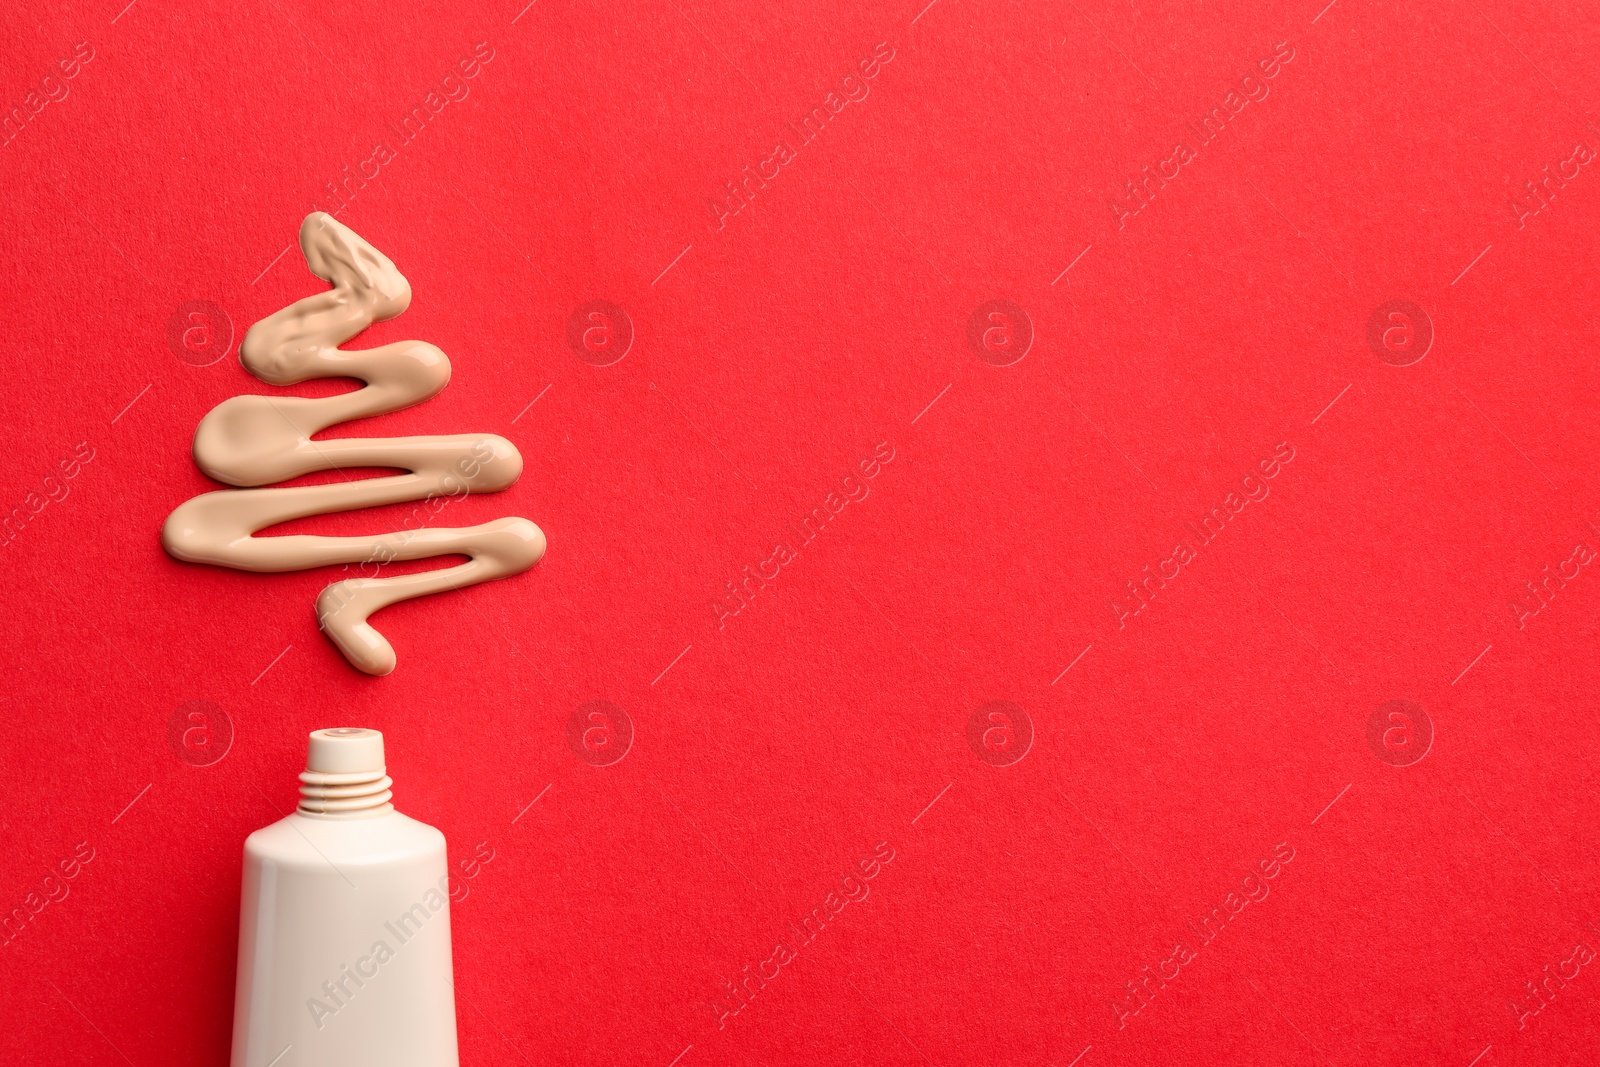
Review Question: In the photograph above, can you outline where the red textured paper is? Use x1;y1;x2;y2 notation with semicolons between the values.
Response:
2;1;1599;1064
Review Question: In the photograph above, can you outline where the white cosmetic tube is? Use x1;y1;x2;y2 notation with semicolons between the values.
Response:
230;728;460;1067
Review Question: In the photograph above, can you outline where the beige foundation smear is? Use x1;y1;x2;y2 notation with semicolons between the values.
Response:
162;213;545;676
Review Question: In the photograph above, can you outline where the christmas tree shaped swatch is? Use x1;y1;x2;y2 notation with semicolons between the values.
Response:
162;213;545;675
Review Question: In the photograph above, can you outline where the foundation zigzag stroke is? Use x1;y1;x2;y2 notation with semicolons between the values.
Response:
162;213;545;676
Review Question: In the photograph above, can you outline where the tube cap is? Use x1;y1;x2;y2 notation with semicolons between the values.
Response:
306;727;385;775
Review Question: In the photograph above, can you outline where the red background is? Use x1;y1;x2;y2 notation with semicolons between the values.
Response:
3;0;1600;1064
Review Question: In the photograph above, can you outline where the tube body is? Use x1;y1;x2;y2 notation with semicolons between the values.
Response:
230;730;459;1067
